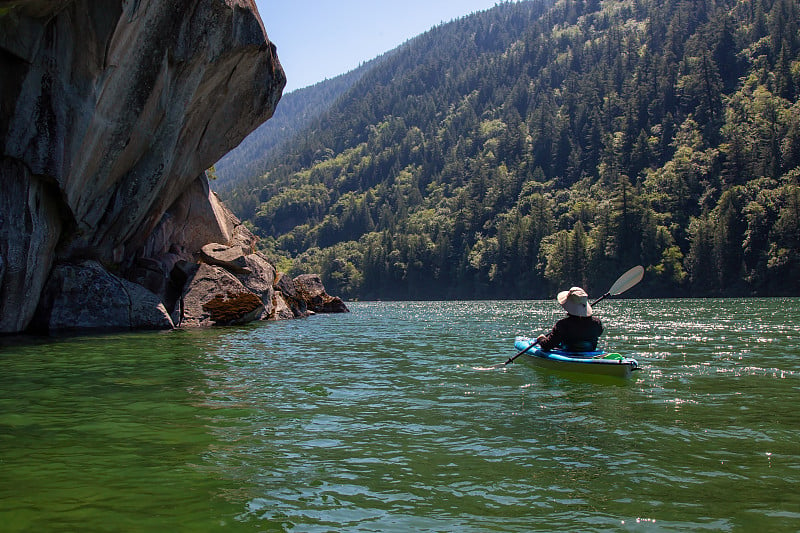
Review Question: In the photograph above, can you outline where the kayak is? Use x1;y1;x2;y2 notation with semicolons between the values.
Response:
513;336;639;379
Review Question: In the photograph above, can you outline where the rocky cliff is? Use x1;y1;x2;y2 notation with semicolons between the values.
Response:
0;0;346;333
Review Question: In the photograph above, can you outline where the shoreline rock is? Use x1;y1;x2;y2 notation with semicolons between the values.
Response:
294;274;350;314
175;242;349;329
31;260;174;333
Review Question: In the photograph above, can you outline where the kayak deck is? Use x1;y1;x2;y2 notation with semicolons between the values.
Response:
514;337;639;378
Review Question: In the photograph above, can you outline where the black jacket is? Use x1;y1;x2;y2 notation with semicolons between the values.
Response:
539;314;603;352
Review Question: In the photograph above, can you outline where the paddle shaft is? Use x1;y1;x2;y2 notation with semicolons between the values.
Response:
504;340;538;365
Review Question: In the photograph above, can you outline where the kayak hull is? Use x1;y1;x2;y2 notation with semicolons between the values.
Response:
514;337;639;379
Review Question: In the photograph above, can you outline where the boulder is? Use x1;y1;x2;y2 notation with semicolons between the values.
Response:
239;252;276;293
293;274;350;314
269;292;296;320
237;252;277;315
121;278;177;330
179;263;264;327
274;272;308;318
31;260;173;332
200;243;250;274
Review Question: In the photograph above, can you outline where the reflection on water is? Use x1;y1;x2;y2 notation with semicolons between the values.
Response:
1;299;799;531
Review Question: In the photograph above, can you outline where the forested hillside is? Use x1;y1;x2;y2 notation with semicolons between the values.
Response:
213;60;379;188
221;0;800;300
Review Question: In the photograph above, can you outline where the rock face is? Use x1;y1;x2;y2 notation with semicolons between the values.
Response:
0;0;348;333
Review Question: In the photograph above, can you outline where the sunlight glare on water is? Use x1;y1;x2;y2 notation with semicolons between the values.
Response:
1;298;799;531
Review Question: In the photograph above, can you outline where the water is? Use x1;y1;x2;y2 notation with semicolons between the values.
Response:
1;299;798;532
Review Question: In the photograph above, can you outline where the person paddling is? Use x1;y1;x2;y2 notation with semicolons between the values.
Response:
536;286;603;352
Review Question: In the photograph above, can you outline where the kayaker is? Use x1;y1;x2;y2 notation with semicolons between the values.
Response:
536;286;603;352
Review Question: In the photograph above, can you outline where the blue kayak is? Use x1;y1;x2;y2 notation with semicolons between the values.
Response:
513;336;639;379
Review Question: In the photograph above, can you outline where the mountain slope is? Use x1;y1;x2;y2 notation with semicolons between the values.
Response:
223;0;800;300
213;59;380;189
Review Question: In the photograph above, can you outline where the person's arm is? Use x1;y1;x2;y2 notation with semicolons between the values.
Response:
537;322;562;351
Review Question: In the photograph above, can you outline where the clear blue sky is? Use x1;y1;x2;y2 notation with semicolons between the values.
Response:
255;1;513;92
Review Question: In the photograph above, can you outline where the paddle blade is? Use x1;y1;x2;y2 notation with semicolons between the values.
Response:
608;265;644;296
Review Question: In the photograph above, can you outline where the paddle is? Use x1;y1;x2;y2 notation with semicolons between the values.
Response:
589;265;645;306
503;265;644;365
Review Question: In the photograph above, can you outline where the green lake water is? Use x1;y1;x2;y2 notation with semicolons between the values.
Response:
1;299;798;531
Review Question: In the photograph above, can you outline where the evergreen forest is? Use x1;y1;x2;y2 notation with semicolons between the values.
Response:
219;0;800;300
214;59;378;188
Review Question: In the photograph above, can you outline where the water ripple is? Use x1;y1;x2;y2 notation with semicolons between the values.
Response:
1;299;799;531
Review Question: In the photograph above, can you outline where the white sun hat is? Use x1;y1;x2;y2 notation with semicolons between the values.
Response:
557;286;592;317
